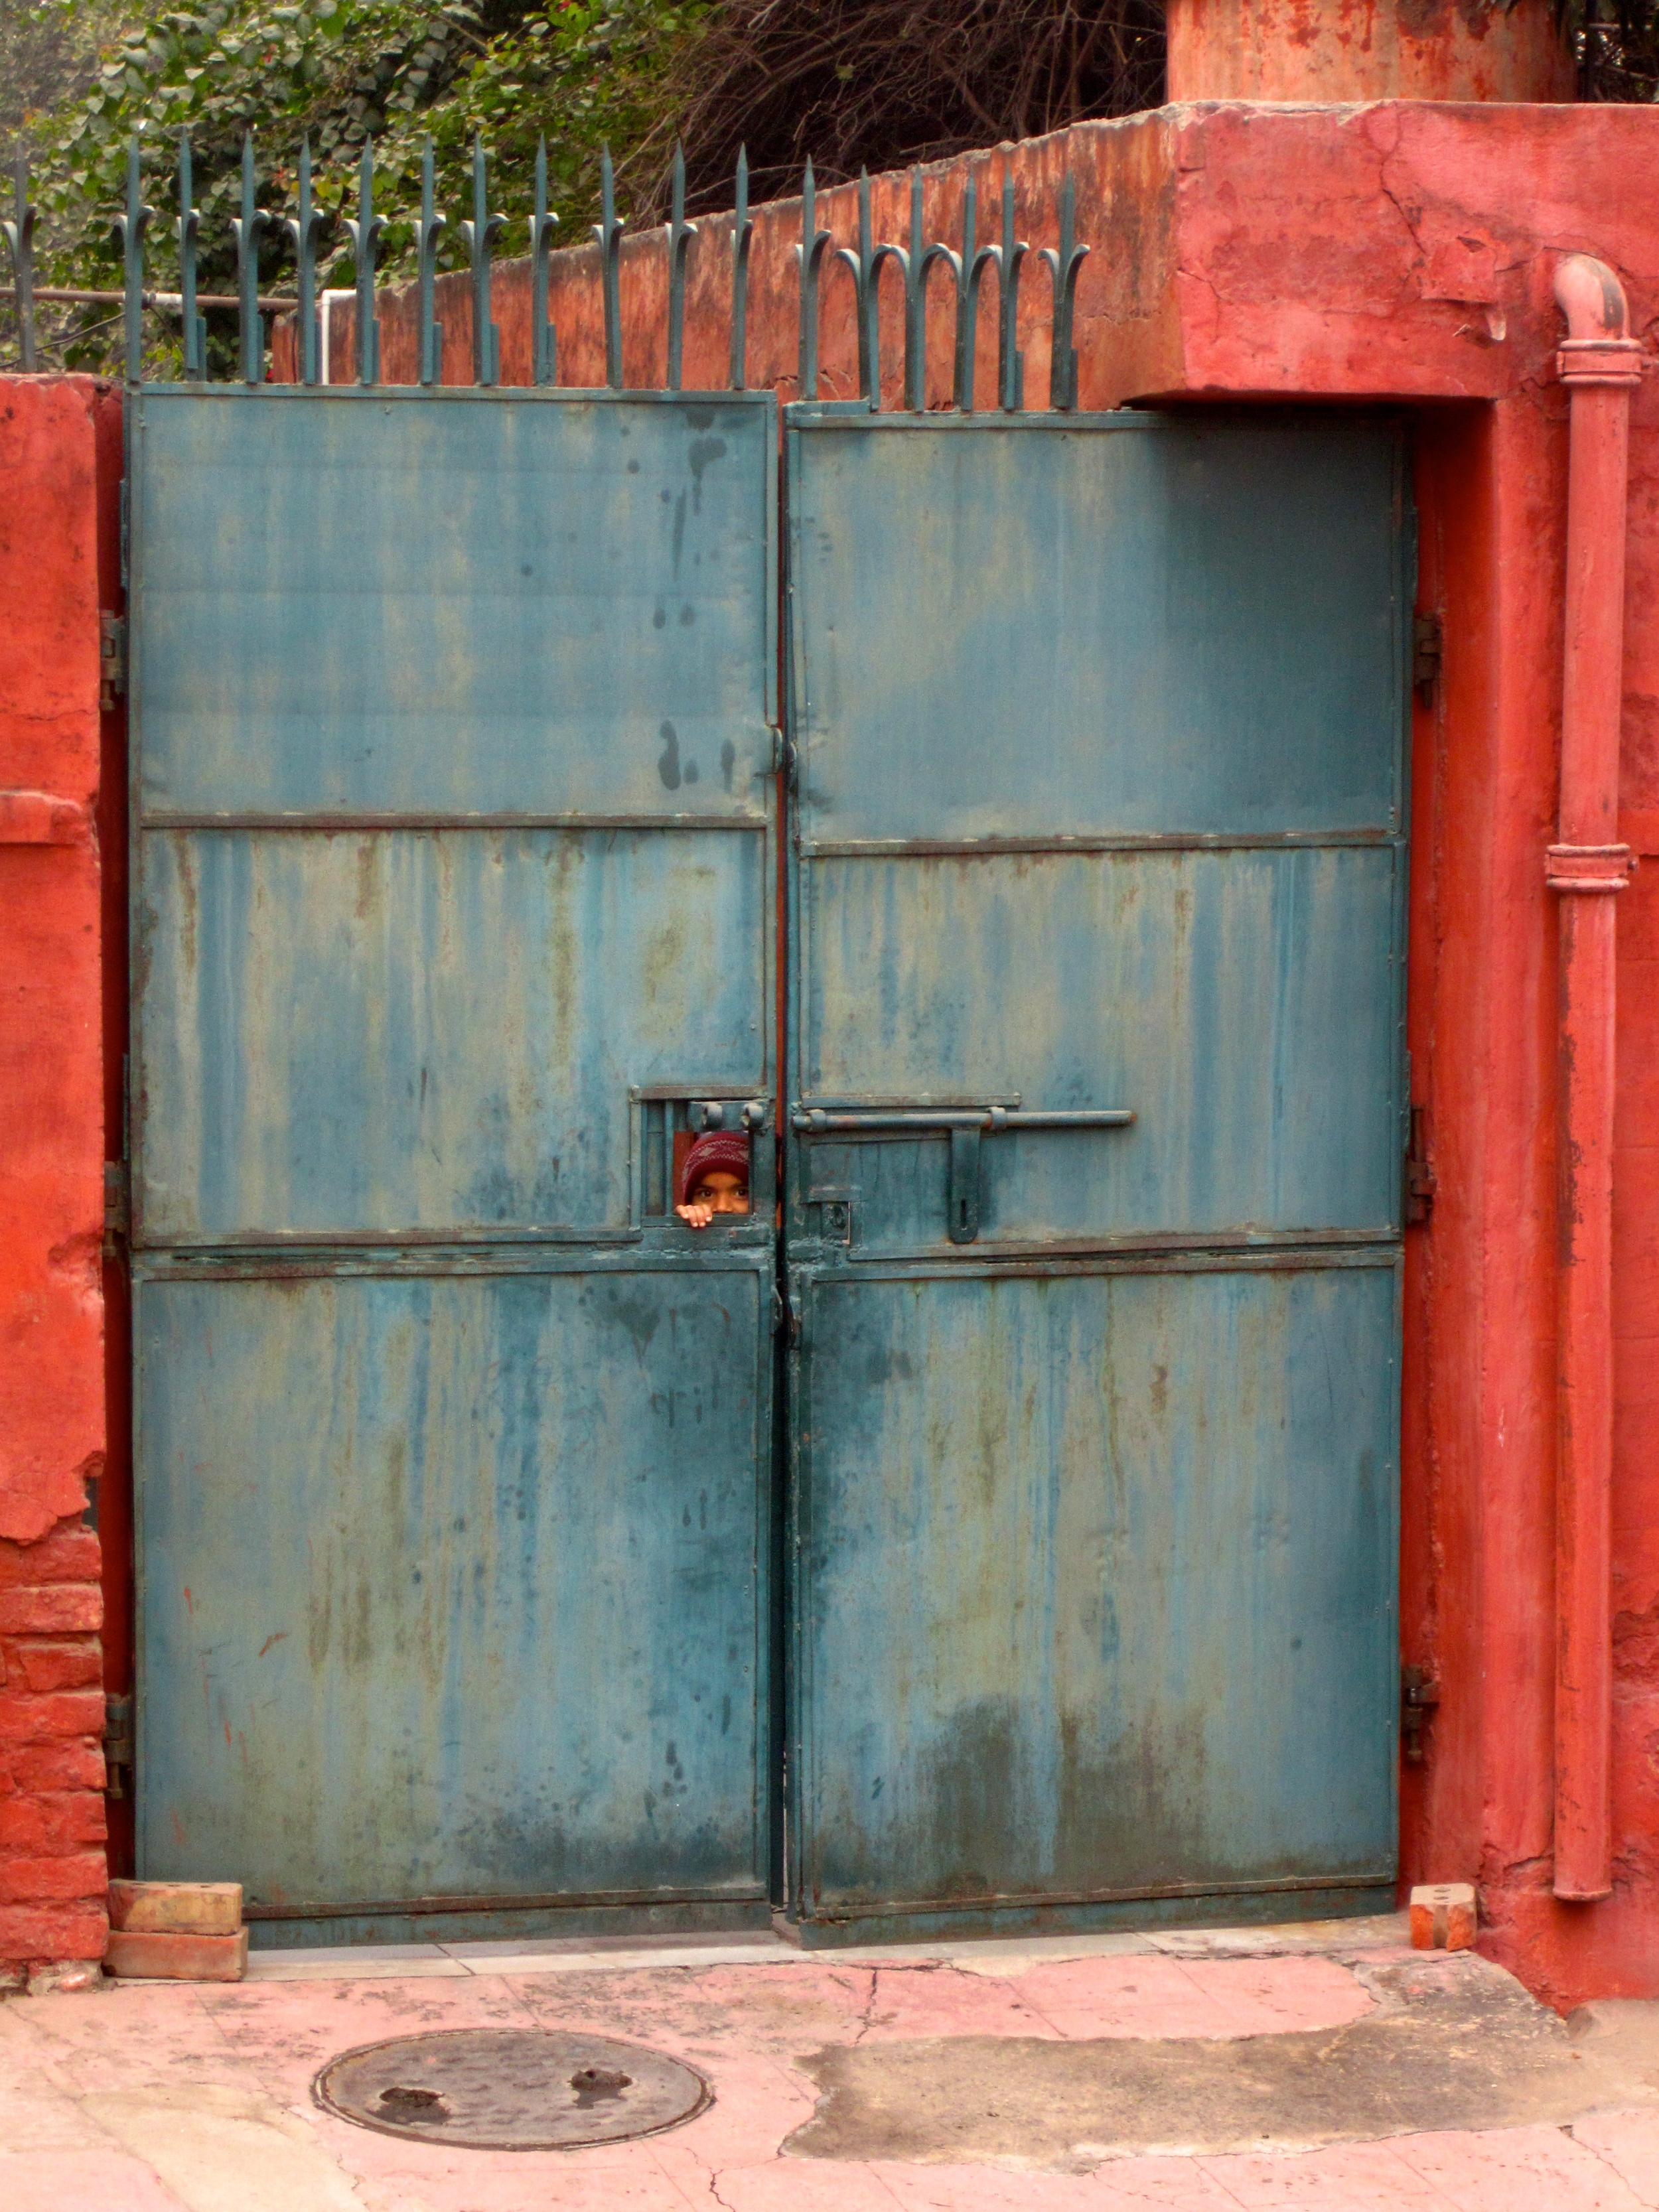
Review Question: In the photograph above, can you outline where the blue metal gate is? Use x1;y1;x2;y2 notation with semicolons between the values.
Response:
129;386;780;1941
782;410;1406;1939
117;143;1407;1947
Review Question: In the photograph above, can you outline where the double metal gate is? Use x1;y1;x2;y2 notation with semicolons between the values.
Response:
129;383;1405;1945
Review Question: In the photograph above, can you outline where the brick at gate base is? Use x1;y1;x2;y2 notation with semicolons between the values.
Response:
1411;1883;1477;1951
104;1880;247;1980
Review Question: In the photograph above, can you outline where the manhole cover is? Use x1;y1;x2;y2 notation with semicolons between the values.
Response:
314;2027;711;2150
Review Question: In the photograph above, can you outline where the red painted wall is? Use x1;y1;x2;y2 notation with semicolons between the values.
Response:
0;375;119;1978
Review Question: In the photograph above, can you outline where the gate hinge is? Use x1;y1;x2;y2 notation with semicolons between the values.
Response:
1402;1665;1440;1765
104;1693;134;1799
103;1160;130;1259
99;612;127;709
1405;1104;1435;1224
1412;611;1443;704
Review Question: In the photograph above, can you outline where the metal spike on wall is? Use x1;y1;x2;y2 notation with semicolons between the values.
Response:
904;170;928;411
232;134;269;385
284;137;325;386
666;143;697;392
729;145;752;392
593;144;625;390
998;173;1027;413
113;137;153;384
964;169;1001;415
796;157;835;402
530;136;559;387
871;186;911;415
460;137;503;387
417;138;445;387
954;174;978;411
176;131;207;379
918;179;965;413
1040;173;1088;412
341;139;382;385
1;152;36;372
830;171;873;401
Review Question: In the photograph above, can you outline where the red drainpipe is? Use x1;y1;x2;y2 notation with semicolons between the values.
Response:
1548;255;1642;1902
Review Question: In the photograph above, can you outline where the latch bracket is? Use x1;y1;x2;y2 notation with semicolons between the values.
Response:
1412;611;1443;704
99;612;127;710
1406;1104;1435;1225
948;1126;981;1245
1402;1665;1441;1765
104;1693;134;1799
103;1160;130;1260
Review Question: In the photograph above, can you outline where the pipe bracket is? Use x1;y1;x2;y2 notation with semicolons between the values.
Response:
1546;842;1634;893
1556;339;1644;387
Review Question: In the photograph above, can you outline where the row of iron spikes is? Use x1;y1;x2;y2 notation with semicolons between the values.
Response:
104;130;708;391
798;159;1085;413
11;135;1083;406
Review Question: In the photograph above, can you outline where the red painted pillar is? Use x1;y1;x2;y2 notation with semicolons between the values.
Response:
0;375;115;1979
1164;0;1575;104
1547;258;1642;1902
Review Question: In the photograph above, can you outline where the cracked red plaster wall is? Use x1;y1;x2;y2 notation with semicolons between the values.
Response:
0;375;115;1972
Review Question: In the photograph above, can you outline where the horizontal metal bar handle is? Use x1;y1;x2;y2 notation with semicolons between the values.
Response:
792;1107;1134;1133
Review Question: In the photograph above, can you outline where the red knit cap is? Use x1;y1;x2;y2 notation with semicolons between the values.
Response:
679;1129;751;1206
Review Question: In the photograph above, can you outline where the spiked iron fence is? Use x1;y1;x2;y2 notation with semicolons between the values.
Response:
1;134;1088;407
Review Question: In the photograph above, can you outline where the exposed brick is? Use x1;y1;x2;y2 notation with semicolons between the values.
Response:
3;1742;106;1793
1410;1882;1478;1951
106;1927;247;1982
0;1688;105;1744
109;1880;240;1935
0;1531;100;1589
0;1792;106;1851
9;1639;102;1694
0;1587;102;1635
0;1850;108;1904
0;1901;108;1959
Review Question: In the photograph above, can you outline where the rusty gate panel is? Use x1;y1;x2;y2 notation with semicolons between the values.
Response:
133;393;774;819
137;827;764;1242
800;846;1400;1249
129;385;778;1939
793;1261;1399;1913
784;409;1407;1939
137;1264;770;1913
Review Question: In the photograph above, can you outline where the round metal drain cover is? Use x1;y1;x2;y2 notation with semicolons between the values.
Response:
315;2027;711;2150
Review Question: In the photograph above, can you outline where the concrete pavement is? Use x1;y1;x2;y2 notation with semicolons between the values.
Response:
3;1915;1659;2209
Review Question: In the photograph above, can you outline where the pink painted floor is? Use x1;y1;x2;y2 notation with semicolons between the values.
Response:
3;1926;1658;2210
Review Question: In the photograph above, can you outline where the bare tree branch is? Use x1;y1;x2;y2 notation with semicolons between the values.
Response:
628;0;1165;220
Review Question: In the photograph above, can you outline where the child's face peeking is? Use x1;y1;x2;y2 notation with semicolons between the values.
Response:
677;1168;752;1239
688;1168;750;1217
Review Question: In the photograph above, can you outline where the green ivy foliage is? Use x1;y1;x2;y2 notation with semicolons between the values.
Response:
11;0;705;368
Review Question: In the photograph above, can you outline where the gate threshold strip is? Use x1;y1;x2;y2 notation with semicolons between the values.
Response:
228;1909;1409;1984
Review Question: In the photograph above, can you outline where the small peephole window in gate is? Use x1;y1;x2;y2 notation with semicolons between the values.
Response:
638;1096;765;1221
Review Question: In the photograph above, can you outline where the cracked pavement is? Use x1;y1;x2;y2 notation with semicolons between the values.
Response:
3;1915;1659;2209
